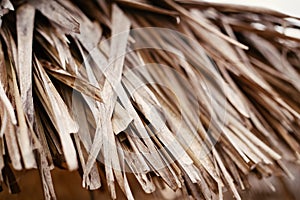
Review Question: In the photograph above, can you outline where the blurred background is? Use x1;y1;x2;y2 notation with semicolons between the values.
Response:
0;162;299;200
206;0;300;17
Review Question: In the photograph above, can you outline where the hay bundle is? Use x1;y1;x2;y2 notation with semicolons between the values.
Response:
0;0;299;199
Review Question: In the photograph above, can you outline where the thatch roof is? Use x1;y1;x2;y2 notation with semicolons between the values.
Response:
0;0;299;199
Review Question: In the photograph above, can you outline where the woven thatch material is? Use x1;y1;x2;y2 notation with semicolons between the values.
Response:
0;1;300;199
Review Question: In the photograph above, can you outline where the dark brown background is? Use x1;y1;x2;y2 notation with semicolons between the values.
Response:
0;162;299;200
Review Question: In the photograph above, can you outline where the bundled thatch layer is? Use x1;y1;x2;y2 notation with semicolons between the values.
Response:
0;0;300;199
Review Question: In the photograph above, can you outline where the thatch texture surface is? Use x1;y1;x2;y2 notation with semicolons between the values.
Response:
0;0;299;199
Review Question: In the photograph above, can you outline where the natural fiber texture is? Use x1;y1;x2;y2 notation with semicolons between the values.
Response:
0;0;300;199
